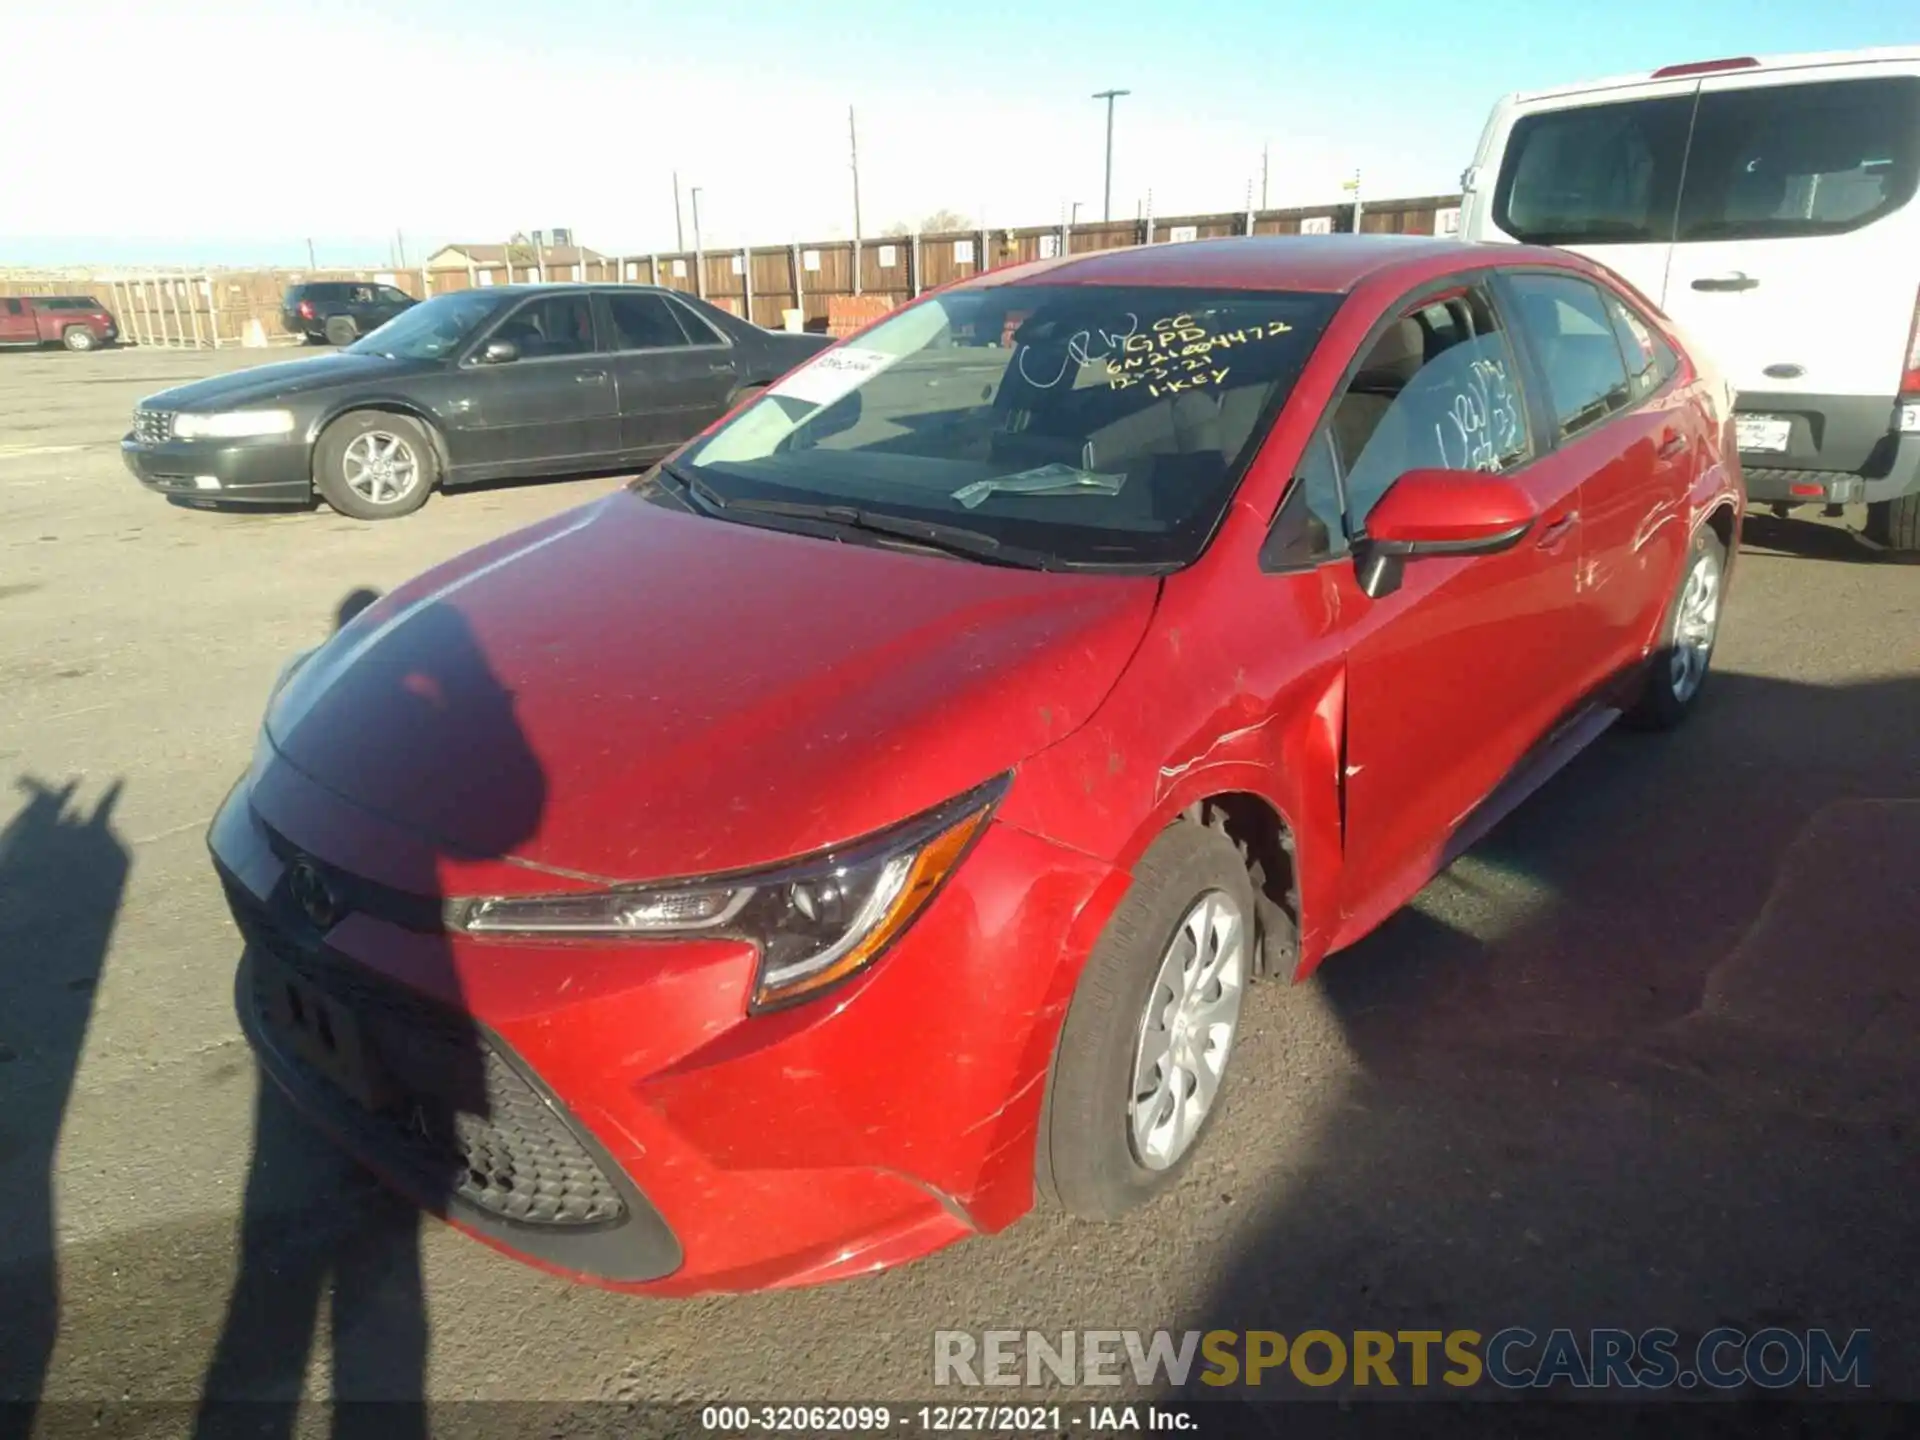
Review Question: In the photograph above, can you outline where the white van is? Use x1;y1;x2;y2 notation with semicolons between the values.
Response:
1460;48;1920;552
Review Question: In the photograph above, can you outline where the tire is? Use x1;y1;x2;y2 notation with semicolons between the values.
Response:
1624;525;1727;731
1038;813;1256;1220
1866;493;1920;555
313;411;438;520
62;326;97;352
323;315;358;347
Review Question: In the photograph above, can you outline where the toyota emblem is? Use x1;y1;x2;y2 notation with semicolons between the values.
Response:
287;859;343;930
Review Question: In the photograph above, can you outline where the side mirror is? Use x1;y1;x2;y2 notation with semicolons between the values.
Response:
479;337;520;365
1354;469;1537;600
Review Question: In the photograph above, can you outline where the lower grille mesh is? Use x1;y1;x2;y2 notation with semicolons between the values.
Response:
236;898;626;1229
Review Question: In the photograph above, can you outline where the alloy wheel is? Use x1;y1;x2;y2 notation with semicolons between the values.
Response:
1128;889;1248;1171
341;431;420;505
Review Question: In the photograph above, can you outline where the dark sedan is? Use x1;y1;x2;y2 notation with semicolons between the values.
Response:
122;286;831;519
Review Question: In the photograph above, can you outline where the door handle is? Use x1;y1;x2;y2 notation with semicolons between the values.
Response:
1691;273;1759;293
574;370;608;384
1657;433;1688;460
1536;511;1580;551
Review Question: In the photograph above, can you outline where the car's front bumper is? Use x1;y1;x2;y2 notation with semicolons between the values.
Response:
122;433;311;504
209;750;1115;1295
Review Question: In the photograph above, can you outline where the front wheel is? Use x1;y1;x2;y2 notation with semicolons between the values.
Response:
1038;815;1255;1220
313;412;437;520
1624;525;1726;731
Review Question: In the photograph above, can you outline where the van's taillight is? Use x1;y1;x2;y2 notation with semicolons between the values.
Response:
1652;56;1760;79
1902;288;1920;396
297;300;315;319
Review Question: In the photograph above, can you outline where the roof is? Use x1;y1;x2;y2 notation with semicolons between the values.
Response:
428;243;608;267
1508;45;1920;106
968;234;1501;296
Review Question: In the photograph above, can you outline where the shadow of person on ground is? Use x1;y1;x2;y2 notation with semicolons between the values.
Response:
1177;671;1920;1417
196;585;547;1438
0;778;129;1423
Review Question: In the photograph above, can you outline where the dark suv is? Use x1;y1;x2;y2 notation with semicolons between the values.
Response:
282;282;417;346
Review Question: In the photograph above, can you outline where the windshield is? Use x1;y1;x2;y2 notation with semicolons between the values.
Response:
347;291;501;360
678;283;1340;568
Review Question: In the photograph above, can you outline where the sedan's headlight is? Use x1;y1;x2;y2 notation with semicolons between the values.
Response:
448;775;1009;1011
174;409;297;439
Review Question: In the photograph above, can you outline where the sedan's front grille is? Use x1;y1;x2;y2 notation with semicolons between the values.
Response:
231;891;628;1230
134;409;174;443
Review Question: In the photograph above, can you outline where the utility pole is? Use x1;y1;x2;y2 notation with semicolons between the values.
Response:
1092;88;1129;223
306;238;316;270
849;106;863;296
673;170;685;252
690;186;705;298
396;230;407;270
1261;144;1270;210
849;106;863;243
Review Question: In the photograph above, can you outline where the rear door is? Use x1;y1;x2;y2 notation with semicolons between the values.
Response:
597;290;741;454
0;298;37;345
1661;66;1920;409
1482;77;1699;305
1502;268;1692;694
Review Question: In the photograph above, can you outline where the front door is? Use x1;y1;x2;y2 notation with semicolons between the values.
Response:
1327;281;1589;937
598;290;741;455
449;292;614;469
0;298;37;345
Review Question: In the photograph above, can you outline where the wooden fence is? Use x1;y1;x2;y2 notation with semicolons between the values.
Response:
0;194;1462;348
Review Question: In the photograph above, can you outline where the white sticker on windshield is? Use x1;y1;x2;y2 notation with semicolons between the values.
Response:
770;345;899;407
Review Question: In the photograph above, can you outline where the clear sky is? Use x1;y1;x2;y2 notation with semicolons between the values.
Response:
2;0;1913;268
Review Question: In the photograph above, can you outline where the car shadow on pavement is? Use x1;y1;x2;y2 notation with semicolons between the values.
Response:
195;586;548;1439
1176;670;1920;1418
0;777;130;1424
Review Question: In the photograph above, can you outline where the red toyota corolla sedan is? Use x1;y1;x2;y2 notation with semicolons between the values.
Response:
210;236;1742;1295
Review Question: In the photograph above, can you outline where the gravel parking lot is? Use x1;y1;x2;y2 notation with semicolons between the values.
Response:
3;344;1919;1417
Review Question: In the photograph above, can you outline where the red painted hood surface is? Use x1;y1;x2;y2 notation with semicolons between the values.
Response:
265;492;1158;883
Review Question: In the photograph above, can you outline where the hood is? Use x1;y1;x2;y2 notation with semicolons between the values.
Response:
147;352;432;411
264;493;1159;882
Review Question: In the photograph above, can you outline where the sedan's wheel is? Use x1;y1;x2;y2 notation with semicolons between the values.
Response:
314;412;437;520
1129;891;1247;1171
62;326;97;352
1624;525;1727;731
1039;813;1256;1219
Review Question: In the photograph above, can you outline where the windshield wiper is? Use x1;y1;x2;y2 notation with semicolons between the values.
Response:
725;494;1055;568
649;458;733;515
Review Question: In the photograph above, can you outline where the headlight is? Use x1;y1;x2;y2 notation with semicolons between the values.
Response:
448;774;1009;1011
174;409;297;439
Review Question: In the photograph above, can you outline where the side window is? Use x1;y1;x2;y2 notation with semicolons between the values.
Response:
5;299;22;315
1493;95;1694;246
606;293;693;350
665;297;726;345
1506;274;1631;441
1332;286;1532;531
493;294;595;359
378;286;411;306
1600;291;1677;404
1263;430;1346;569
349;285;374;305
1678;77;1920;241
